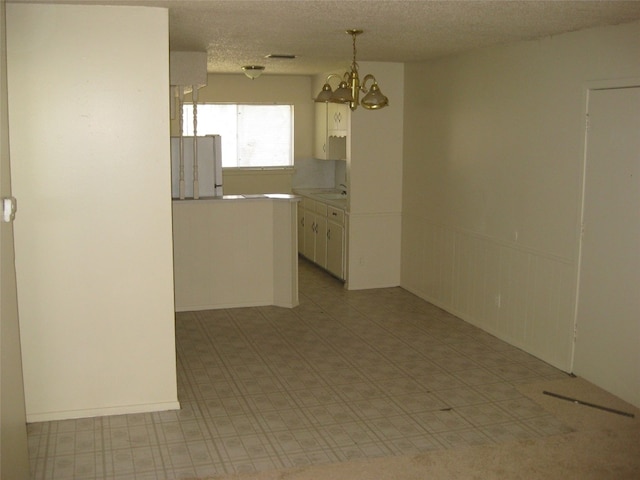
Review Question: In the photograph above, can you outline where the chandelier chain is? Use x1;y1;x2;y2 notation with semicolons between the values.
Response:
352;32;357;67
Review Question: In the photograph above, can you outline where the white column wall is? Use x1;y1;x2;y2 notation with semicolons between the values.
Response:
347;62;404;290
7;4;179;421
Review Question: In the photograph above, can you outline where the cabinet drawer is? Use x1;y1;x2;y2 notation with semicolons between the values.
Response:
327;206;344;224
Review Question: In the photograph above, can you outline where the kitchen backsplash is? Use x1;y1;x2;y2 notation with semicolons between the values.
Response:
293;157;341;189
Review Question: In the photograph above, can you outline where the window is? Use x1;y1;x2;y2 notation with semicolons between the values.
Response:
182;104;293;168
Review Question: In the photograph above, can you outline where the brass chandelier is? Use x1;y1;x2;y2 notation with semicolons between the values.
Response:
315;29;389;111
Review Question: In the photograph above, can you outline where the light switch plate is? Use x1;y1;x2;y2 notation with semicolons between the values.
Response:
2;197;17;223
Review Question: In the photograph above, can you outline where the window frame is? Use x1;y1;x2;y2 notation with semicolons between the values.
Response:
181;102;295;169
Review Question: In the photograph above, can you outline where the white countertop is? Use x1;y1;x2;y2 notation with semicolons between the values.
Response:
172;194;300;203
293;188;348;209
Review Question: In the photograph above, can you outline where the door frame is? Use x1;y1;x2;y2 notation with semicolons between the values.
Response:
571;76;640;372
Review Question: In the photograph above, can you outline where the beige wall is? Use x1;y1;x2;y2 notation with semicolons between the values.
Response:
172;74;314;194
7;3;179;421
0;0;30;476
401;21;640;370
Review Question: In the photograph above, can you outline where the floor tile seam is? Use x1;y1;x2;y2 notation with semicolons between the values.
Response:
306;395;425;453
361;316;485;366
189;317;292;472
168;409;233;472
262;422;343;462
349;313;456;336
294;316;446;385
227;308;377;404
219;312;348;415
231;319;412;455
253;312;460;414
175;335;226;384
409;397;473;415
31;427;53;480
344;426;443;455
181;438;237;472
361;413;444;440
294;299;474;386
91;416;108;480
243;378;363;462
175;354;233;416
224;310;329;381
186;318;275;397
150;369;221;478
299;409;396;425
310;347;442;401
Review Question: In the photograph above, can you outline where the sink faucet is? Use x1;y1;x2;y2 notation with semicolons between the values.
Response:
339;183;347;195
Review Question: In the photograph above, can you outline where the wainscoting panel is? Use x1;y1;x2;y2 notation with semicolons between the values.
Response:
401;216;576;371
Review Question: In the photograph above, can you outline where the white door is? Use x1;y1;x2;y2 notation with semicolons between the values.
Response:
573;86;640;407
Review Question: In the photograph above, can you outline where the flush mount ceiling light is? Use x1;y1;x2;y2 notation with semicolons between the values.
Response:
315;29;388;111
242;65;265;79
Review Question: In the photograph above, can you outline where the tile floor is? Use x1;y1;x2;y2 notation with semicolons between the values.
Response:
28;259;572;479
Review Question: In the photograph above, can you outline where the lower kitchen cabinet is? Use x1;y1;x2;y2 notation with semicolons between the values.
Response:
326;220;344;278
298;196;345;280
303;209;327;268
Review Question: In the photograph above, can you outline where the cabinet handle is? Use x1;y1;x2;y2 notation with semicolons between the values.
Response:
301;218;304;227
327;229;331;240
332;212;337;216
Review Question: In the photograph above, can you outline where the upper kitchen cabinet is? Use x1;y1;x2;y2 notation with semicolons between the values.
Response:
314;102;349;160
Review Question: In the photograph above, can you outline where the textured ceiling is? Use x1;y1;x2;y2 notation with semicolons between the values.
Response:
10;0;640;75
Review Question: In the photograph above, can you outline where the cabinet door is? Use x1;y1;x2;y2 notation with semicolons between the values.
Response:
327;221;345;279
328;103;348;135
315;103;349;160
315;215;328;268
303;210;316;259
314;103;329;159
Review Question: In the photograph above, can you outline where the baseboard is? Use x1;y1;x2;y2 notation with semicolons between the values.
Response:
175;299;273;312
26;400;181;423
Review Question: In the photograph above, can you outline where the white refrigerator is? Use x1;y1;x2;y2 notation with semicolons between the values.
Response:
171;135;223;198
